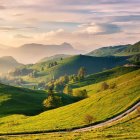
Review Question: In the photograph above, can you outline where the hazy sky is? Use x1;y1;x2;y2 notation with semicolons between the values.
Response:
0;0;140;51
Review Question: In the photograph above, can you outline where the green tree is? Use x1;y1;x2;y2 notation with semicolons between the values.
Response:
78;67;86;80
73;89;88;99
63;85;72;95
101;82;109;91
43;95;62;109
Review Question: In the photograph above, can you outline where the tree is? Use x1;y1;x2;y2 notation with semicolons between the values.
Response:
84;114;94;124
43;95;62;109
54;61;58;66
63;85;72;95
73;89;88;99
101;82;109;91
78;67;86;80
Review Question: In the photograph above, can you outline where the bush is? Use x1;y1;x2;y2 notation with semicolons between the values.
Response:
101;82;109;91
109;83;117;89
63;85;73;95
84;114;94;124
73;89;88;99
43;95;62;109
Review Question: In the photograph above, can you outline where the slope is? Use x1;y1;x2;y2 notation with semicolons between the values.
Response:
88;45;128;57
70;66;139;88
4;108;139;139
0;56;23;73
0;69;139;133
0;84;76;116
9;55;129;85
38;54;71;63
88;40;140;57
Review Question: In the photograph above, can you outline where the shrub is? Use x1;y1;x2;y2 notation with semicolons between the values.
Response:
84;114;94;124
63;85;73;95
73;89;88;99
101;82;109;91
109;83;117;89
43;95;62;109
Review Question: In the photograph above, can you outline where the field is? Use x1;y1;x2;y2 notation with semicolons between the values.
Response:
1;107;139;140
0;69;139;134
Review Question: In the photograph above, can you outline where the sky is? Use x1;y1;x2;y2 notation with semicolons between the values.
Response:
0;0;140;51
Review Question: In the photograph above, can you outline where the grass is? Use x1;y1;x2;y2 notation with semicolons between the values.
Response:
70;66;139;88
0;84;77;117
1;107;139;140
0;69;139;134
10;55;128;85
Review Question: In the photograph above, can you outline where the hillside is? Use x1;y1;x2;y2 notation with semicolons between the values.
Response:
123;41;140;53
0;84;76;116
8;55;129;85
38;54;71;63
0;69;139;133
88;41;140;57
4;108;139;139
0;56;23;74
70;66;139;88
88;45;128;57
129;54;140;64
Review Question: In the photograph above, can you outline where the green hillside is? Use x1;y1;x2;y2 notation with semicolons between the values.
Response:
88;45;128;57
0;84;77;116
0;69;139;133
8;55;128;86
0;84;47;116
70;66;139;88
3;108;139;140
88;41;140;57
124;41;140;53
38;54;71;63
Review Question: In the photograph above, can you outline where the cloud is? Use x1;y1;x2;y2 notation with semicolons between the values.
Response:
77;23;121;35
0;26;19;31
14;34;33;39
112;15;140;22
0;0;139;50
0;5;6;10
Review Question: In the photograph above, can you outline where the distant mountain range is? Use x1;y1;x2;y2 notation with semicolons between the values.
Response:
0;42;84;64
88;41;140;57
0;56;23;74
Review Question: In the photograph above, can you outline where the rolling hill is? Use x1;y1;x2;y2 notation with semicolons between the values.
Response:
70;66;139;88
0;83;78;116
0;69;139;133
88;45;128;57
88;40;140;57
8;55;129;85
0;56;23;74
4;108;139;140
38;54;71;63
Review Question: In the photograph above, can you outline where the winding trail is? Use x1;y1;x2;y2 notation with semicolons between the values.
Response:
74;101;140;132
0;100;139;137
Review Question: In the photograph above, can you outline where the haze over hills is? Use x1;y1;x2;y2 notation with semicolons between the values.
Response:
0;56;23;74
0;42;84;64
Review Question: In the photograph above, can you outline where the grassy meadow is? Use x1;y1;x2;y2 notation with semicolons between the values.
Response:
0;69;139;134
